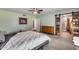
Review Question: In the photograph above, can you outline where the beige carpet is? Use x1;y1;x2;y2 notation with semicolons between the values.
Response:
43;32;77;50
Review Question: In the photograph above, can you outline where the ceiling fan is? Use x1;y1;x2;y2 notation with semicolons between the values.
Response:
28;8;43;14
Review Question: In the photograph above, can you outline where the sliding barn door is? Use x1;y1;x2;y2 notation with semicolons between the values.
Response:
55;14;60;35
72;12;79;36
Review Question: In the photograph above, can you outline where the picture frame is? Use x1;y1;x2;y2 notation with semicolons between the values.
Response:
19;17;27;24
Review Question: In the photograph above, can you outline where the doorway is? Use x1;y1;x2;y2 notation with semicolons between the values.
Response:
60;14;73;38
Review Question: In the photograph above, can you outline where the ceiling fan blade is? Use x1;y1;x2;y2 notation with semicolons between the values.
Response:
39;10;43;11
28;8;43;14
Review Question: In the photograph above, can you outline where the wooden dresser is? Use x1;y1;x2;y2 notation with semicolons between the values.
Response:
40;26;54;34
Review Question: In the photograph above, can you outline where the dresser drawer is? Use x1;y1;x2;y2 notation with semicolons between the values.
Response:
40;26;54;34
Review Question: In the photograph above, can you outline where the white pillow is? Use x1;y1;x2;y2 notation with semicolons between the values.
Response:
0;32;5;42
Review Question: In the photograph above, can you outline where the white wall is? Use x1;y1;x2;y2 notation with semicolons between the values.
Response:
0;10;34;34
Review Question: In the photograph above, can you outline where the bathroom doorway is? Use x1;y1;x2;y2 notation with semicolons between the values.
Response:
60;14;73;38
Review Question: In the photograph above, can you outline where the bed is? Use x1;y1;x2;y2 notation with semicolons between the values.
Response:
73;36;79;46
2;31;50;50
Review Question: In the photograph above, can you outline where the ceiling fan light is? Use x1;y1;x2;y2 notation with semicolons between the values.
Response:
33;11;37;14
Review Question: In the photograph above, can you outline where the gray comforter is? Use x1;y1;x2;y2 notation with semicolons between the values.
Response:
2;31;50;50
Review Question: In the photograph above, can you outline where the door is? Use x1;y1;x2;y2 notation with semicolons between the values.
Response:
33;18;40;31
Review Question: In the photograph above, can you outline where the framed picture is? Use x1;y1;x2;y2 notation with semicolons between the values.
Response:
19;17;27;24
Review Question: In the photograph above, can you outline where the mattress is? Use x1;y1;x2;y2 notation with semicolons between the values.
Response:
27;36;49;50
2;31;50;50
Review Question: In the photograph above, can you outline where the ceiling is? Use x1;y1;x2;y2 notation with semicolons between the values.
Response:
0;8;79;15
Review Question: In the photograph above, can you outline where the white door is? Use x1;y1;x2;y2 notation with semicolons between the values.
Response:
33;18;40;31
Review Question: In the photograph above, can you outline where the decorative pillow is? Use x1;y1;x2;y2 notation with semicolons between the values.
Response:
0;32;5;42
